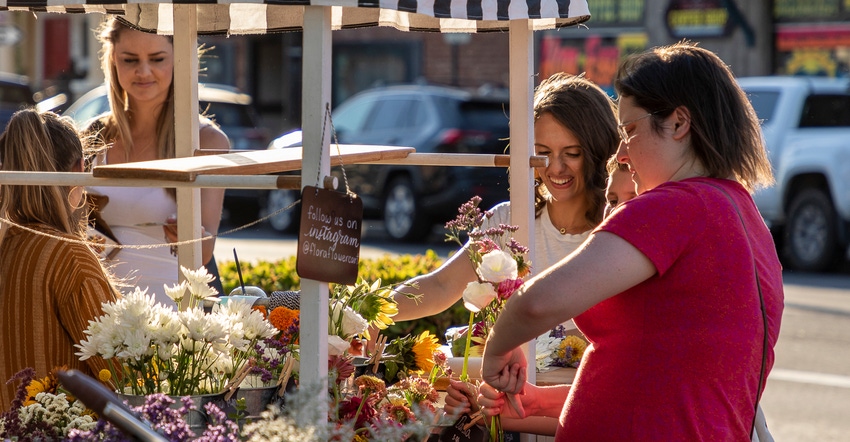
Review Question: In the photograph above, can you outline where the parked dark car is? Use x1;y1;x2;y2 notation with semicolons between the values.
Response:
0;73;36;133
63;83;271;223
266;84;512;241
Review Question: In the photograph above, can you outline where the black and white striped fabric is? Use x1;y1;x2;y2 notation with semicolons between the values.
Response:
269;290;301;310
1;1;590;34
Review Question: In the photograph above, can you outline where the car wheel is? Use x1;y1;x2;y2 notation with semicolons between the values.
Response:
383;177;430;242
784;188;840;272
265;189;300;233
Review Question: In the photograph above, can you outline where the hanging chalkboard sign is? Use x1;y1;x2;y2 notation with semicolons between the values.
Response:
296;185;362;284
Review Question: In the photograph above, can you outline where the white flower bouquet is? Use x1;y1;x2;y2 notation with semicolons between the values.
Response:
76;266;276;396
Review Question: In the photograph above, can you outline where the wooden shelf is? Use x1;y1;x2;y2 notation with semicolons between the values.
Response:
92;144;415;182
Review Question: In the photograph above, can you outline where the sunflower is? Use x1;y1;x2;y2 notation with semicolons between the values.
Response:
25;366;74;406
411;331;440;373
557;335;588;366
357;293;398;331
24;376;51;406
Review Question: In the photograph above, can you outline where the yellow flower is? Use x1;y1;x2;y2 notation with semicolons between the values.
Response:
360;294;398;330
98;369;112;383
468;336;486;357
412;331;440;373
558;335;588;365
25;377;50;406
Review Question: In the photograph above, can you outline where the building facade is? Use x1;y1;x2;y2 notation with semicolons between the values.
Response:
0;0;847;137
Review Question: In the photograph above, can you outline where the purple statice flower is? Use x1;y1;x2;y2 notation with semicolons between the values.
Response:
66;419;133;441
0;367;35;438
549;324;568;339
249;365;274;385
480;226;507;239
506;237;529;255
194;401;241;442
498;223;520;233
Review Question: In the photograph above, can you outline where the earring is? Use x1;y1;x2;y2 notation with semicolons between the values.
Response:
68;186;86;210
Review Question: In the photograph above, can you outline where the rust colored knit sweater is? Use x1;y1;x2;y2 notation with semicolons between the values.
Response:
0;224;118;409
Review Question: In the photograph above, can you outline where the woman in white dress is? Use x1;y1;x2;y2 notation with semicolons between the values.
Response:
391;73;619;322
86;17;229;306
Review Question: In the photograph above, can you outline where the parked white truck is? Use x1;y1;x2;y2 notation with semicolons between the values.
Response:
738;76;850;272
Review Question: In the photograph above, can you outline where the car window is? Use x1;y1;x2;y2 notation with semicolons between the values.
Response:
800;94;850;127
0;82;34;104
334;98;374;134
459;101;510;132
202;102;256;128
744;90;779;125
364;98;410;131
67;95;110;127
398;99;424;128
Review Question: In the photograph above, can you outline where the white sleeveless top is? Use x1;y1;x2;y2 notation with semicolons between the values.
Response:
89;157;178;308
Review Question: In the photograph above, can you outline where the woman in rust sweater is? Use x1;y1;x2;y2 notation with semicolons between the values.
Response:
0;109;119;408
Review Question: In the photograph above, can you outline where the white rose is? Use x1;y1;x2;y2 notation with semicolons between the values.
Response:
462;281;497;312
327;335;350;356
478;250;518;283
330;302;369;338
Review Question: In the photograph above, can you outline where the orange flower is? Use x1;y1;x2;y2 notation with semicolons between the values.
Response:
269;306;299;332
253;305;268;318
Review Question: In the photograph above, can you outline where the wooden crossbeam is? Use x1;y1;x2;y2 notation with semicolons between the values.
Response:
92;145;415;182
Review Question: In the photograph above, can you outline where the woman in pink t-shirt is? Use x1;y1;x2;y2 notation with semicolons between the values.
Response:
478;42;784;441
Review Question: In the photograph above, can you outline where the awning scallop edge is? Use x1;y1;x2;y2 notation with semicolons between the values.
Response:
1;1;590;34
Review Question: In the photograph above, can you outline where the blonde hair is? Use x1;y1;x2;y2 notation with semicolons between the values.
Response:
0;109;87;244
95;16;177;165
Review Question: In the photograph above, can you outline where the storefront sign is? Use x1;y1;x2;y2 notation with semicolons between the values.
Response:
665;0;731;38
585;0;645;27
774;0;842;22
296;186;363;285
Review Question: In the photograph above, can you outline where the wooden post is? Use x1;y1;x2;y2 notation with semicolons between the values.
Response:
299;4;332;421
509;18;538;442
173;4;203;310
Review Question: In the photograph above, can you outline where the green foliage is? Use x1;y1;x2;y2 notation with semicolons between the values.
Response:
217;250;470;342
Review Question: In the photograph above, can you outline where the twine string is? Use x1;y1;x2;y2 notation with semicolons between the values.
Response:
0;197;302;251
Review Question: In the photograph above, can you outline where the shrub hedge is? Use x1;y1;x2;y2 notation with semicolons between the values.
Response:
217;250;471;342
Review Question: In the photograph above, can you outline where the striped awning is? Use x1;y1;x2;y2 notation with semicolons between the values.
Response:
0;0;590;34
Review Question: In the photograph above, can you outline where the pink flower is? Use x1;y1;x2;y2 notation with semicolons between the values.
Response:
497;278;523;300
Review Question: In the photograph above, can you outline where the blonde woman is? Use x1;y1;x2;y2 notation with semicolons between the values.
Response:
86;17;230;306
0;109;119;408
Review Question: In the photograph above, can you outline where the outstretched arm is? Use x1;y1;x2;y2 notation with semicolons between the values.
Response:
391;245;479;321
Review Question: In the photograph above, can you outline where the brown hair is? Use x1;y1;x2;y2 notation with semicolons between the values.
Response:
614;42;773;192
532;72;619;227
0;109;87;238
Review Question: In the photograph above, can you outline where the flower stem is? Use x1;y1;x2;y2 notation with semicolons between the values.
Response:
460;311;475;382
